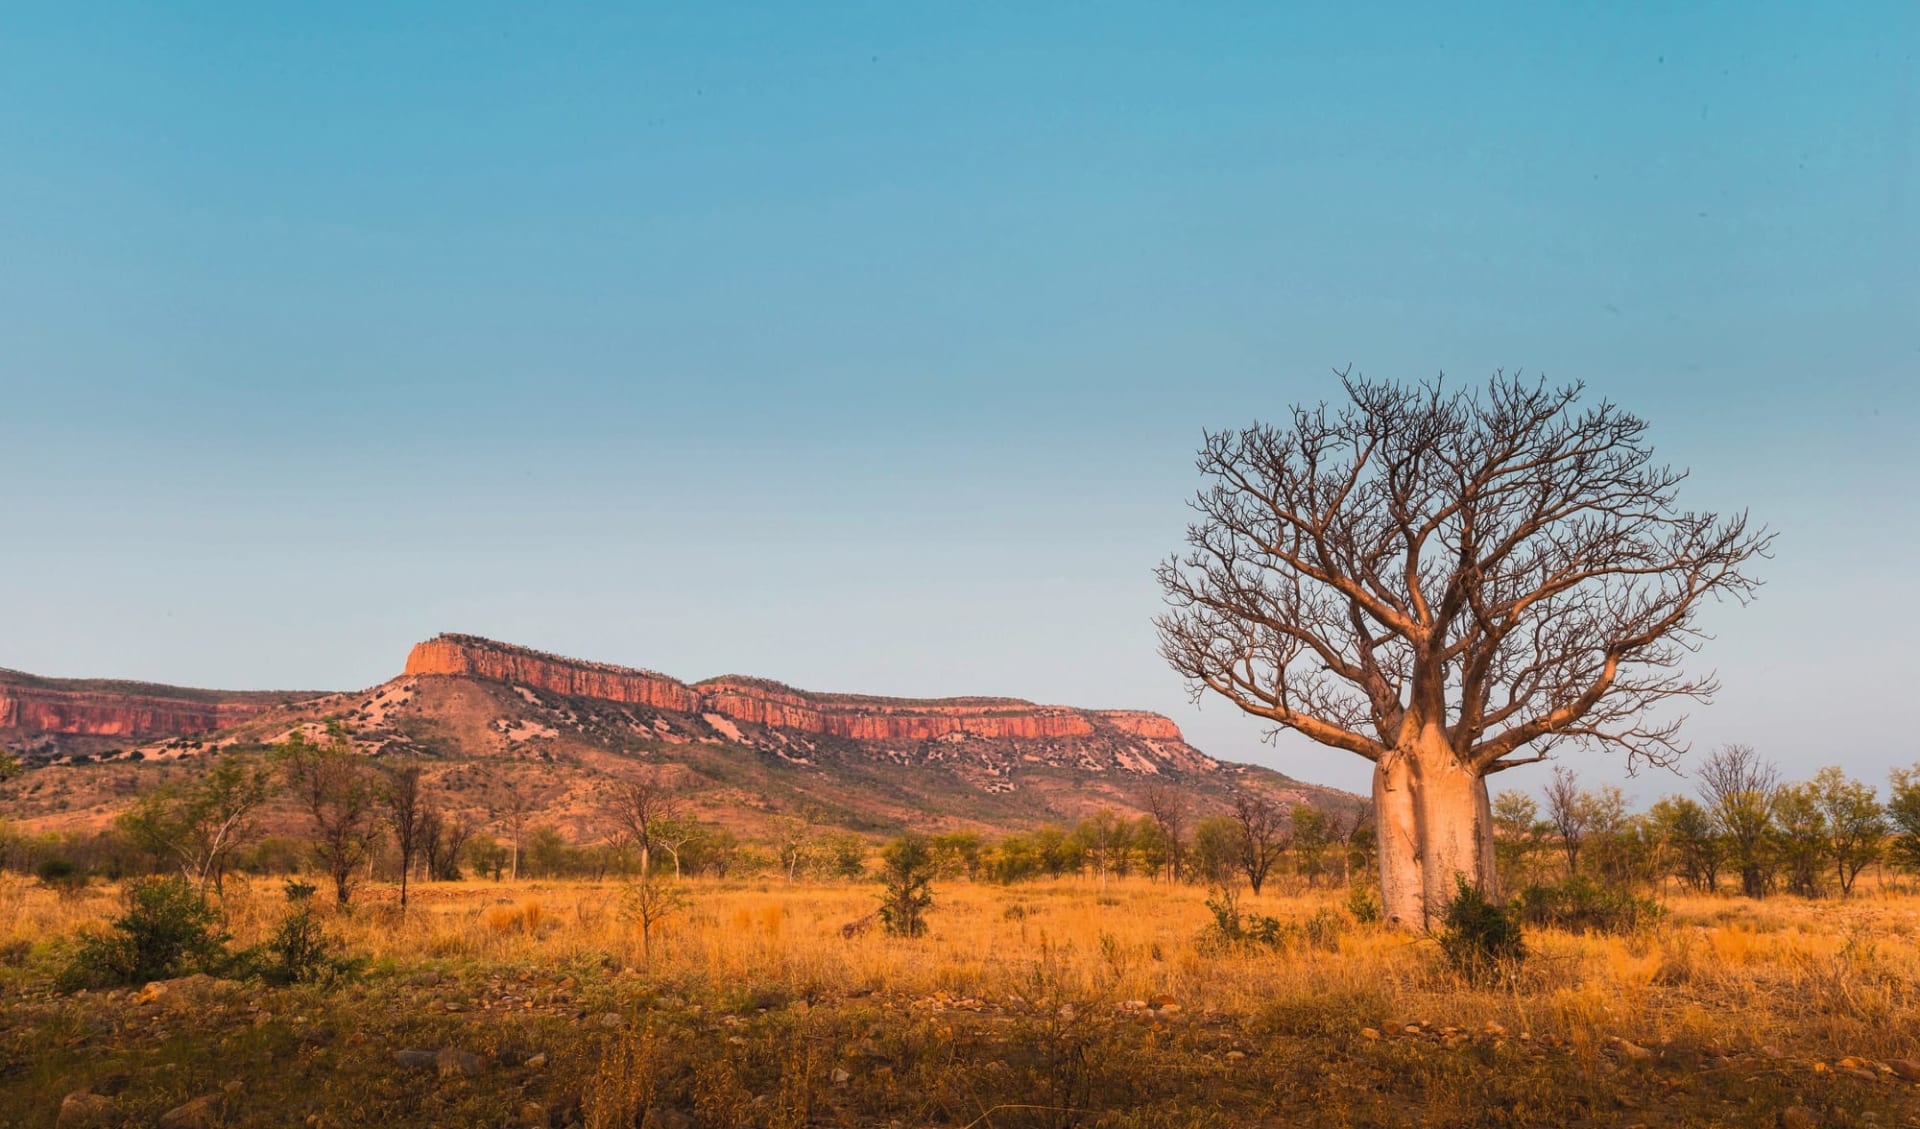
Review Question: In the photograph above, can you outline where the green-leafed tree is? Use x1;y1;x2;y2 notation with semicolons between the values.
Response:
1770;783;1828;898
1885;766;1920;877
1647;795;1720;893
1490;789;1543;890
1191;815;1242;887
1813;766;1884;896
280;727;376;906
117;755;276;897
877;835;935;938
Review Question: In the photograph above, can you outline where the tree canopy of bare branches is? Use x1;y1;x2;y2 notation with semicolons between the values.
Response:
606;767;682;885
1157;372;1769;927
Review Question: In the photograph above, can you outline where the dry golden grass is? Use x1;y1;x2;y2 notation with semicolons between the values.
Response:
5;873;1920;1127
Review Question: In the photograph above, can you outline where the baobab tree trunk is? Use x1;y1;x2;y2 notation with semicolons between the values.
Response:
1373;727;1498;930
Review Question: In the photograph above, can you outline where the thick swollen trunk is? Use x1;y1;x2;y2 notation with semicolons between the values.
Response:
1373;732;1497;931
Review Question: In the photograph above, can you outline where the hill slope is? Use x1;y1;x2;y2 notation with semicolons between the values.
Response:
3;634;1358;837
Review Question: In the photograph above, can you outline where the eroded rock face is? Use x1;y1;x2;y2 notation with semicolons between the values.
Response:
405;636;700;712
0;669;319;744
403;634;1192;747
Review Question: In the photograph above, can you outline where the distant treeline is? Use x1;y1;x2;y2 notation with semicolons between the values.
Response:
4;736;1916;906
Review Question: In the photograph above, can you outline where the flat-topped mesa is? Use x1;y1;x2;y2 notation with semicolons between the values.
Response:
403;634;1189;745
0;670;316;739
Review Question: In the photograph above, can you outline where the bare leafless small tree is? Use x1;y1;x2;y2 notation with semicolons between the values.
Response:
1138;782;1191;883
1229;792;1290;895
1696;743;1780;898
1157;372;1770;926
606;767;681;885
384;764;427;910
483;771;536;882
1542;765;1593;877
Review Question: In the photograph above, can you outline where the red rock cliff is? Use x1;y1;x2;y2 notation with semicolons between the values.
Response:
405;636;700;712
0;671;316;740
404;634;1186;745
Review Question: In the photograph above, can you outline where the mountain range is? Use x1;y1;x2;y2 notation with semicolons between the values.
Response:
1;633;1356;838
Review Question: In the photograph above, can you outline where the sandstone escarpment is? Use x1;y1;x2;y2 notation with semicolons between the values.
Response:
0;669;321;746
405;635;699;712
404;634;1192;748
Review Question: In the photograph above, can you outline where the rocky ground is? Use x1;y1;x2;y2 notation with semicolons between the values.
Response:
8;963;1920;1128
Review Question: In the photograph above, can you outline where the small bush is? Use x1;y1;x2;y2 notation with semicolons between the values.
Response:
1204;886;1286;948
234;880;355;986
59;877;227;990
35;857;87;900
1436;875;1525;982
877;835;935;938
1516;875;1664;935
1346;883;1381;925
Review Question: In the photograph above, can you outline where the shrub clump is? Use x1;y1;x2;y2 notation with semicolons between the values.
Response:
233;880;356;985
1516;875;1664;935
1436;875;1526;982
877;835;935;938
59;876;227;989
1204;887;1286;948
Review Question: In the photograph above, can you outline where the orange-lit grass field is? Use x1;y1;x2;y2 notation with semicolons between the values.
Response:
3;874;1919;1127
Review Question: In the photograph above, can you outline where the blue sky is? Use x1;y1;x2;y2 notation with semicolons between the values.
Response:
3;4;1915;798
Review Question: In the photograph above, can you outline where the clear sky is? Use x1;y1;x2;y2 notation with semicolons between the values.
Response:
3;4;1915;800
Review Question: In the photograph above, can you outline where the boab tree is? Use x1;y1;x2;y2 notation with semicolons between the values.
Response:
1156;373;1769;928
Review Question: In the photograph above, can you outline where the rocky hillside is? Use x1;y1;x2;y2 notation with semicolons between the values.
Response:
2;635;1357;838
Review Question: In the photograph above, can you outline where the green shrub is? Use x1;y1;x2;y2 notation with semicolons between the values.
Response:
1345;883;1381;925
59;877;227;990
35;856;88;899
1204;886;1286;948
233;880;355;986
877;835;935;938
1436;875;1525;982
1516;875;1664;935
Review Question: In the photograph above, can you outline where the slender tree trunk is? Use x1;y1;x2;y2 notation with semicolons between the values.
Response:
1374;728;1497;930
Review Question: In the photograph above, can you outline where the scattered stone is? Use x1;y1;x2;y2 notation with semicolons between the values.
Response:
1610;1037;1654;1062
518;1100;550;1128
1147;994;1178;1010
1781;1106;1818;1129
1225;1050;1246;1061
158;1093;225;1129
394;1049;440;1070
1888;1059;1920;1081
525;1053;548;1070
831;1067;851;1085
1759;1045;1785;1060
598;1012;624;1029
55;1091;118;1129
1482;1021;1508;1037
1361;1028;1381;1041
436;1047;486;1079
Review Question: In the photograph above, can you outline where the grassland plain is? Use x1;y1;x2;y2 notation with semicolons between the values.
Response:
3;875;1919;1128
